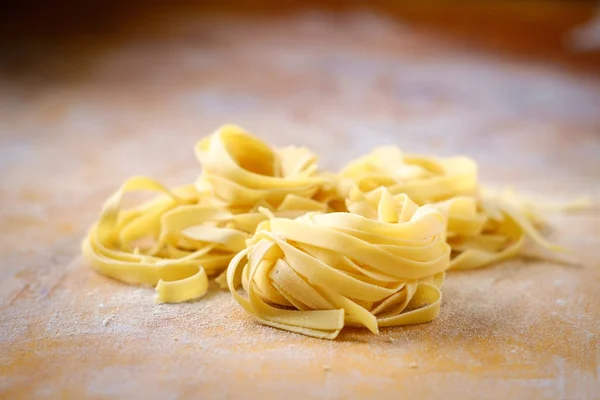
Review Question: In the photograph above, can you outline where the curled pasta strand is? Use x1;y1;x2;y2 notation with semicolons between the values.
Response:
83;126;336;303
227;187;449;339
83;124;566;339
341;147;562;271
195;124;337;210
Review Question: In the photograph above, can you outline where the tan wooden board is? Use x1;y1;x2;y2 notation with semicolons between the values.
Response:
1;7;599;399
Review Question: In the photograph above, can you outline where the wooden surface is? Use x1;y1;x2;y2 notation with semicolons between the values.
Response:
1;4;600;399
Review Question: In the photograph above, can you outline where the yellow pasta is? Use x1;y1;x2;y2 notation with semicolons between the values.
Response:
83;124;564;338
340;147;478;204
341;146;562;270
195;124;338;210
227;187;449;339
82;125;334;304
156;269;208;304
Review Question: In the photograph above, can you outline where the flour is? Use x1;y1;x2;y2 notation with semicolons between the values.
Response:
1;6;599;398
102;315;115;327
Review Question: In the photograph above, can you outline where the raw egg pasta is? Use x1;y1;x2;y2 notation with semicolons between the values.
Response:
83;126;334;304
341;146;562;270
227;188;449;339
83;124;562;338
340;147;478;204
195;125;338;210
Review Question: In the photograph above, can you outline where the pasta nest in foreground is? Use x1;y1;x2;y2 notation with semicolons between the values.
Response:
227;187;450;339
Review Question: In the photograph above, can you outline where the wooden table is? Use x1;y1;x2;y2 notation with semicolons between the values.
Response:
1;3;599;399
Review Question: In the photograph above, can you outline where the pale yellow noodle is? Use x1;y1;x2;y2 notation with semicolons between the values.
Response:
83;125;334;304
340;146;562;271
194;124;337;210
83;125;564;339
227;187;449;339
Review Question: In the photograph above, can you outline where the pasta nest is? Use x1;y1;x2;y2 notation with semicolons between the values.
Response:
83;125;564;337
339;146;477;204
195;124;338;211
340;147;560;270
227;187;450;339
81;178;334;303
82;126;338;304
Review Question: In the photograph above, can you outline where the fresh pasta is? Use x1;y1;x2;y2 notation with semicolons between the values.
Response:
227;187;449;339
195;124;338;211
82;125;334;304
340;147;478;204
83;124;562;338
340;146;562;270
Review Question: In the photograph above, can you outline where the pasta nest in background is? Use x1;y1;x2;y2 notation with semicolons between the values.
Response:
83;125;337;304
195;124;339;211
339;146;478;204
340;147;560;271
227;187;449;340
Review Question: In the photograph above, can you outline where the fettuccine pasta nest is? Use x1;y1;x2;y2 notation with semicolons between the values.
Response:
83;124;563;339
83;125;335;304
341;146;562;270
227;188;448;339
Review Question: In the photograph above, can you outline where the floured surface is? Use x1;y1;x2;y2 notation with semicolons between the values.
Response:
1;8;600;399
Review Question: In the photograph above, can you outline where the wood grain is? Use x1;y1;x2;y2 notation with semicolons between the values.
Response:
1;5;599;399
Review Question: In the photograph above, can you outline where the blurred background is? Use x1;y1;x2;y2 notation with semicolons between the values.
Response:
1;0;599;234
1;0;599;170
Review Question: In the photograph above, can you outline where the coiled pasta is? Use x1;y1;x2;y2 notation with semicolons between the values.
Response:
340;147;478;204
195;124;338;211
82;126;335;304
83;125;563;338
341;147;561;270
227;187;449;339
